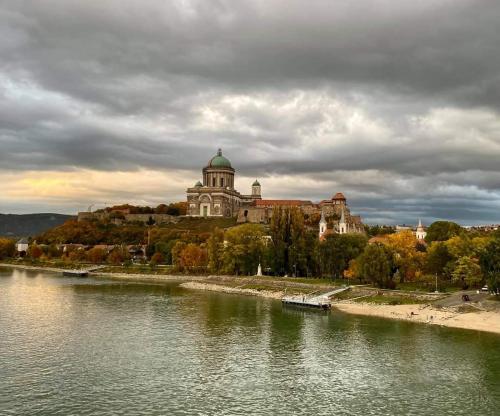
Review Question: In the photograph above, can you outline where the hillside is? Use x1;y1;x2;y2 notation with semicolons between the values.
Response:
0;213;74;238
35;216;238;245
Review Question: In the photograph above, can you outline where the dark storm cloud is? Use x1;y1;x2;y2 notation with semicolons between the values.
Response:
1;0;500;223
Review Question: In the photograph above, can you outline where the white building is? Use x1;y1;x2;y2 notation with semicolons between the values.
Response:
16;238;29;255
416;219;427;240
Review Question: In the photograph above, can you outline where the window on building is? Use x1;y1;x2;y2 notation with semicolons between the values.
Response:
212;177;216;187
221;177;224;187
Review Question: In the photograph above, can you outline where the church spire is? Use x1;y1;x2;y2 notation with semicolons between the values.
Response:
319;209;327;239
339;208;347;234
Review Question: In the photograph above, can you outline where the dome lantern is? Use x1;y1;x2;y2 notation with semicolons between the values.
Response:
207;148;232;168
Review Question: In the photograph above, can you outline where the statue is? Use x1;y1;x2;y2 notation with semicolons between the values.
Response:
257;263;263;276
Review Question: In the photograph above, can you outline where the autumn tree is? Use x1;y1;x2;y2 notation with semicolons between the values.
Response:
385;231;425;282
150;252;165;267
107;246;130;265
451;256;482;289
178;243;207;272
171;241;187;269
0;238;15;259
28;244;43;259
86;247;107;263
68;249;86;262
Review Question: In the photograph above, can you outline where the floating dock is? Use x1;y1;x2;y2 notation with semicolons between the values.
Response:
62;270;89;277
62;265;105;277
282;286;351;310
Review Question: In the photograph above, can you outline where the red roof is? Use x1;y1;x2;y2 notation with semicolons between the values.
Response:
332;192;346;200
255;199;312;207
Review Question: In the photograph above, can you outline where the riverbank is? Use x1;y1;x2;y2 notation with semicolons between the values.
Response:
180;281;284;299
180;281;500;335
3;263;499;335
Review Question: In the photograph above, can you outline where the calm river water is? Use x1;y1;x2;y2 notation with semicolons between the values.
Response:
1;268;499;415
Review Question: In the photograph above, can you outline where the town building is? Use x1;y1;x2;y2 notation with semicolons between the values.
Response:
16;238;29;255
396;220;427;240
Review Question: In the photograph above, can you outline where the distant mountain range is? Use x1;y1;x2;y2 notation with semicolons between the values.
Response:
0;213;74;238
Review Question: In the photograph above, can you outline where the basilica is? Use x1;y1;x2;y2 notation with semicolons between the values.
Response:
186;149;261;217
186;149;364;234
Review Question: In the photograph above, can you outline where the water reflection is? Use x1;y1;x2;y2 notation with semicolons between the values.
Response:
0;269;499;416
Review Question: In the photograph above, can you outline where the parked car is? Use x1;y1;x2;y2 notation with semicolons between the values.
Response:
481;285;489;292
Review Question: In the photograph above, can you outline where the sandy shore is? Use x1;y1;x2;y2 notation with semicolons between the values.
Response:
333;302;500;334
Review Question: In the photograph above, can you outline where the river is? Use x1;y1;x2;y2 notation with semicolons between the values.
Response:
1;268;499;415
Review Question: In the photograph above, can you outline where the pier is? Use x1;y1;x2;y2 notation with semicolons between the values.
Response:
282;286;351;310
62;265;105;277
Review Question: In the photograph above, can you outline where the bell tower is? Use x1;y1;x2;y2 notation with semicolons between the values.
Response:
251;179;262;199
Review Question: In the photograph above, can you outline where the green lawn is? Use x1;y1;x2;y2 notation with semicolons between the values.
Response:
353;294;425;305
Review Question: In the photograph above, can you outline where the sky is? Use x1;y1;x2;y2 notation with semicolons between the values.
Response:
1;0;500;225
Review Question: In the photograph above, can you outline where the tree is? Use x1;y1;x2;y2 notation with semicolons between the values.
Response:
426;241;454;278
269;207;306;276
385;231;425;282
479;238;500;294
0;238;15;259
223;224;266;275
364;225;395;238
452;256;482;289
178;243;207;272
150;252;165;267
68;248;86;262
171;241;187;269
86;247;107;263
425;221;463;244
28;244;43;259
445;235;473;259
107;247;130;265
319;234;367;279
356;244;394;288
207;228;225;274
471;236;492;258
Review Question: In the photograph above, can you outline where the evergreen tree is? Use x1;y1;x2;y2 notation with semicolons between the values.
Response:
207;227;225;274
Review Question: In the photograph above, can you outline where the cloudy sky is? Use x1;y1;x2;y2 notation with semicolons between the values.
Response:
1;0;500;225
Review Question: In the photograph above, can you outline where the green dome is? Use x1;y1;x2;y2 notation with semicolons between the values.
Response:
208;149;232;168
252;179;260;186
195;181;202;187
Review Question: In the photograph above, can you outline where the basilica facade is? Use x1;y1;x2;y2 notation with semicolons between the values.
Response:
186;149;261;217
186;149;364;235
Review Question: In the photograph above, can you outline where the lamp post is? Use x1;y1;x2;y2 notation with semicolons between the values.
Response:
434;273;439;293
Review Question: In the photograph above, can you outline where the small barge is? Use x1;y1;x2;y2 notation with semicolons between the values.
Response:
281;286;351;310
282;295;331;310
